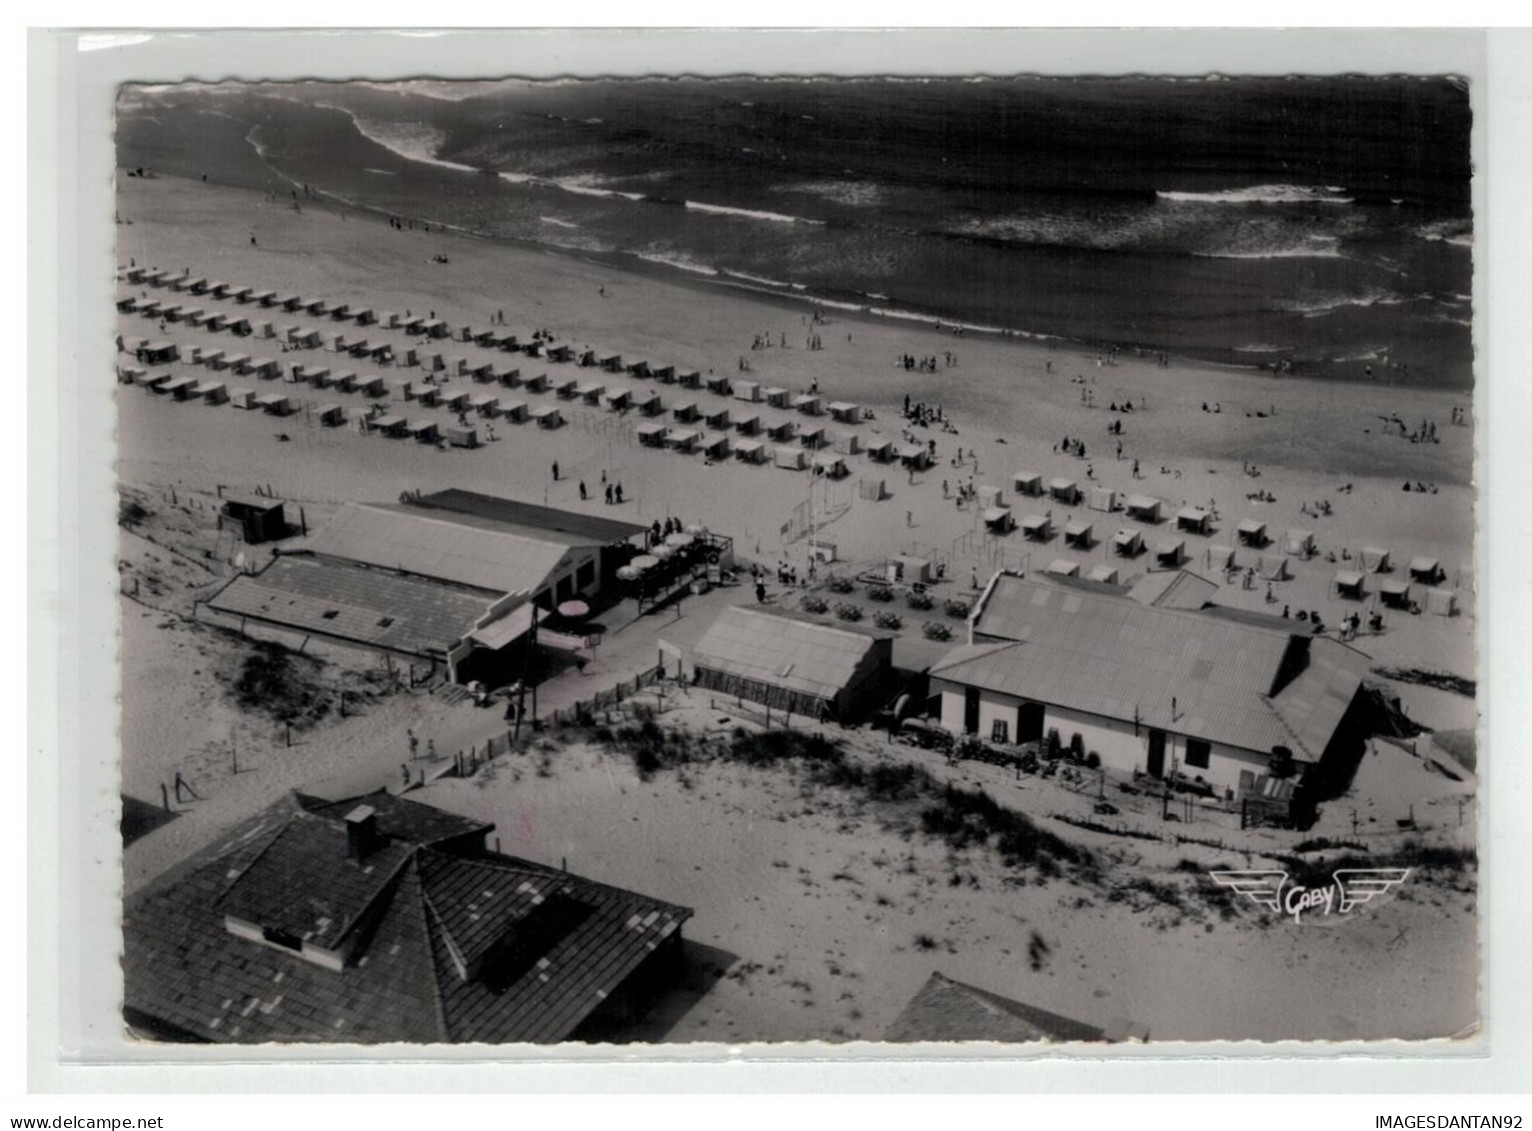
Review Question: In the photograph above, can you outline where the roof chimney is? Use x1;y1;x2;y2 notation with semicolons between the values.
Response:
344;804;380;860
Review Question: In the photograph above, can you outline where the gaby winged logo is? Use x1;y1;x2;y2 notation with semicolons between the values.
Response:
1209;868;1412;924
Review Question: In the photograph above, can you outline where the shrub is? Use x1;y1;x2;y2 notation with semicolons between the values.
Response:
1085;751;1101;770
1068;733;1085;760
873;610;903;630
801;594;829;615
943;598;971;618
922;620;952;641
835;602;863;622
866;584;895;602
1045;728;1061;759
826;575;855;594
905;589;935;611
913;933;938;952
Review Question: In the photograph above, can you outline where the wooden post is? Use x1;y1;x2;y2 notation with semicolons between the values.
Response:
160;782;171;811
285;722;292;748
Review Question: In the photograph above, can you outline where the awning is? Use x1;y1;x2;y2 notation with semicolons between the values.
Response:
1155;539;1185;557
983;506;1012;525
371;414;406;429
1334;570;1364;589
1064;520;1092;539
1126;495;1159;512
468;602;536;651
1237;519;1266;536
1379;579;1410;596
1177;507;1210;525
1020;514;1050;533
1049;478;1077;493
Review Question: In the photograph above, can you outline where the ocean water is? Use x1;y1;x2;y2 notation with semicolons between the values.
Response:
116;77;1475;388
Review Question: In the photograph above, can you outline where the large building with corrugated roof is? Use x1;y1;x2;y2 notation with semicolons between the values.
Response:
123;790;692;1044
682;605;893;721
931;571;1373;797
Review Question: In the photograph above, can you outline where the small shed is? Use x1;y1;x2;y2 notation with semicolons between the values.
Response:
626;360;651;378
672;401;700;423
1086;564;1120;584
137;341;178;365
468;361;495;382
888;556;931;585
444;425;479;449
799;424;827;449
190;381;227;404
1408;557;1443;584
636;391;664;416
1046;559;1081;578
184;308;211;327
1425;587;1457;616
228;388;256;410
865;439;895;463
792;394;823;416
229;317;253;337
1154;539;1186;568
984;507;1014;533
1125;495;1161;523
231;286;255;303
678;371;703;389
466;394;499;417
1112;529;1144;558
576;381;606;404
352;308;376;326
522;373;550;394
407;419;440;443
358;376;388;398
734;439;767;463
1176;507;1212;535
773;446;806;470
599;353;624;372
136;370;171;391
441;390;470;412
252;290;278;307
1359;546;1391;573
370;413;408;437
651;364;676;382
329;303;351;320
763;387;790;408
604;387;632;411
1012;471;1043;497
1063;520;1093;549
1048;478;1080;505
767;420;797;442
415;386;441;408
222;354;252;374
702;434;732;460
555;377;581;399
492;367;522;387
1205;545;1236;573
734;412;761;435
1258;556;1290;581
1283;529;1316;557
704;407;732;430
827;401;860;424
897;445;930;470
706;376;733;397
499;400;529;423
219;494;286;544
832;431;860;456
200;349;226;370
252;393;292;416
1379;579;1412;609
667;428;701;452
317;404;346;427
160;375;200;399
1020;514;1052;541
636;422;668;447
116;294;140;314
332;372;359;393
1333;570;1366;599
1236;519;1268;547
547;344;575;363
1086;486;1116;513
392;379;415;401
812;452;847;478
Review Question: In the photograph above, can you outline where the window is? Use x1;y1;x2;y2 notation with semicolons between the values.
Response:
991;719;1010;745
1185;739;1211;769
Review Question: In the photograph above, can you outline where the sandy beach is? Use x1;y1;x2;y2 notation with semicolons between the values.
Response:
115;172;1480;1044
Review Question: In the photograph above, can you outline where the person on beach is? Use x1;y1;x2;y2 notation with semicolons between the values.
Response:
615;483;624;504
579;481;588;501
551;461;560;481
407;728;419;759
604;483;614;505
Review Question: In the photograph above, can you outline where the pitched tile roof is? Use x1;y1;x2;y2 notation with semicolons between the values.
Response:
123;792;691;1044
885;972;1106;1043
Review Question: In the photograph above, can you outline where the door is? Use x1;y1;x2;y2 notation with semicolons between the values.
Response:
1146;729;1167;778
963;687;981;734
1017;702;1045;744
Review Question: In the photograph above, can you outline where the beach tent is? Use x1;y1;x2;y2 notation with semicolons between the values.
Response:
1205;545;1236;573
278;294;304;311
734;440;767;463
678;371;703;389
1425;587;1457;616
888;556;931;585
253;393;292;416
1086;564;1120;585
1125;495;1162;523
984;507;1015;533
159;304;186;323
650;364;676;382
604;387;632;411
768;421;798;442
706;376;733;397
499;400;529;423
1282;529;1316;557
292;328;322;349
763;387;790;408
468;361;495;382
445;425;479;449
116;295;139;314
1046;559;1081;578
442;357;467;378
1332;570;1366;600
1011;471;1044;497
145;269;171;287
303;298;329;316
704;406;732;429
1049;478;1080;505
576;381;606;404
668;428;701;452
455;325;477;343
160;375;200;400
190;381;227;405
184;277;209;294
117;365;146;386
637;423;668;447
136;370;172;391
732;382;760;404
865;439;895;463
702;434;732;460
626;360;651;378
466;394;500;417
317;404;346;427
229;317;253;337
492;367;522;387
415;386;441;408
1379;579;1412;609
523;373;550;393
248;358;279;380
1176;507;1212;535
228;389;256;410
773;446;806;470
200;349;227;370
1359;546;1391;573
1063;520;1093;549
137;341;178;365
472;328;500;346
599;354;624;372
352;308;376;326
392;379;415;401
636;391;664;416
185;308;211;327
672;401;700;423
1154;539;1186;568
799;425;827;449
1020;514;1052;542
379;312;400;329
309;369;337;390
575;348;597;367
358;376;387;398
137;300;161;318
254;321;275;339
407;420;440;443
442;390;470;412
333;372;359;393
231;287;255;303
1112;529;1144;557
1408;556;1443;584
1086;486;1116;513
293;365;329;385
547;344;575;362
734;412;762;435
859;478;888;501
978;485;1006;510
404;315;428;335
329;303;351;321
1257;556;1290;582
811;451;847;478
370;413;408;437
209;281;233;298
1236;519;1268;547
423;320;451;339
897;445;930;470
832;431;861;456
555;377;581;399
792;394;823;416
251;290;277;307
827;402;860;424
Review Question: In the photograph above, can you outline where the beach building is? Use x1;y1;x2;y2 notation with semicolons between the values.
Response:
832;431;861;456
441;389;471;413
984;506;1015;534
650;364;676;382
1236;519;1268;548
1176;507;1213;536
1409;557;1444;585
701;434;731;461
827;401;860;424
767;421;798;443
705;376;732;397
811;451;848;479
626;360;651;379
1332;570;1366;600
604;387;632;411
137;340;178;366
678;371;702;390
599;353;624;373
1020;514;1051;542
733;412;761;436
555;377;580;400
227;389;256;410
636;391;664;417
358;376;388;398
1154;539;1187;568
865;439;895;463
734;439;766;464
667;428;701;453
762;387;790;409
415;387;441;409
1283;529;1316;557
1086;565;1120;584
1378;579;1412;609
531;405;563;429
329;303;351;321
499;400;529;424
1125;495;1162;524
466;394;500;417
1112;529;1145;558
407;420;440;443
898;445;932;471
332;372;359;393
546;344;575;363
190;380;227;405
1359;546;1391;573
521;373;549;394
160;375;200;400
253;393;292;416
1425;587;1458;616
680;606;893;722
773;446;806;470
218;492;287;544
1046;559;1080;577
444;425;479;449
885;972;1128;1044
1063;519;1093;550
704;407;731;430
316;404;346;427
1048;478;1080;505
732;380;761;403
671;401;701;424
935;571;1375;796
577;382;606;406
792;394;823;416
116;294;140;315
636;423;668;448
1086;486;1116;513
798;424;827;449
368;414;409;438
122;790;692;1044
1205;545;1236;573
